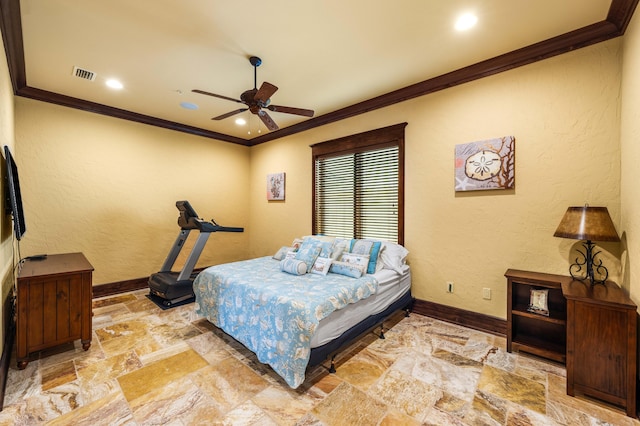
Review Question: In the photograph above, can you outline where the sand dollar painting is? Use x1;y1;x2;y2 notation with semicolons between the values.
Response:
455;136;515;192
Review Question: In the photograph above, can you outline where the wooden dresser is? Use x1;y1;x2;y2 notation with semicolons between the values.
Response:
506;269;637;417
16;252;94;369
562;279;637;417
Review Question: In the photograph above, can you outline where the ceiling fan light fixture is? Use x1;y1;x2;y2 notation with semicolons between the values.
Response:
235;117;246;125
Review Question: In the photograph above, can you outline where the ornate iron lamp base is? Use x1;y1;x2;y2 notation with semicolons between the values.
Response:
568;240;608;286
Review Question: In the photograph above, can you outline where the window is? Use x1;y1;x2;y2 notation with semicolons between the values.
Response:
312;123;406;245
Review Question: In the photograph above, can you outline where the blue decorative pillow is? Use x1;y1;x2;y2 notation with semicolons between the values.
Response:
273;246;293;261
303;236;334;257
295;241;323;272
329;261;363;278
349;239;382;274
339;253;369;275
280;258;307;275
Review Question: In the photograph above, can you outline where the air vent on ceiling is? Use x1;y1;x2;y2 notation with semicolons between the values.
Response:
72;66;96;81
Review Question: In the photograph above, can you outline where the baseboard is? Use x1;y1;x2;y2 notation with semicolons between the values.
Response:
92;267;208;299
92;277;149;299
412;298;506;336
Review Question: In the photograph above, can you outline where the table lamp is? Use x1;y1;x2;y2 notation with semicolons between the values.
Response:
553;205;620;286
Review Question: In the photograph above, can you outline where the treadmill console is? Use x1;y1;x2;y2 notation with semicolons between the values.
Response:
176;200;200;230
175;200;244;233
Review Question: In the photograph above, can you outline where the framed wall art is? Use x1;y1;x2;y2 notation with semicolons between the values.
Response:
455;136;515;192
267;172;286;201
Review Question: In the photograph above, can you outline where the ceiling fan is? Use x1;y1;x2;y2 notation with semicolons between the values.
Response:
192;56;314;131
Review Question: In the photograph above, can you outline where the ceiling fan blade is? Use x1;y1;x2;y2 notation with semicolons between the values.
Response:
254;82;278;103
192;89;244;104
258;110;279;131
212;108;248;120
266;105;314;117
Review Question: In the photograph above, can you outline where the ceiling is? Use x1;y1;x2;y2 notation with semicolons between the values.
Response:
0;0;637;146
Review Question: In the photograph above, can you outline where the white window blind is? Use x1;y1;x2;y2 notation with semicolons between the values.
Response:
312;123;405;244
314;147;399;242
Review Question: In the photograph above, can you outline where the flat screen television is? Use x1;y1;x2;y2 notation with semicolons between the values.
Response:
4;145;26;240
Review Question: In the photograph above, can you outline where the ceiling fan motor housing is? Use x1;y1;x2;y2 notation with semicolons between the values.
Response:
241;89;270;111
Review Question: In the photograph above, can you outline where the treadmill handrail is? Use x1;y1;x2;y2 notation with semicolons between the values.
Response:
214;225;244;232
183;218;244;233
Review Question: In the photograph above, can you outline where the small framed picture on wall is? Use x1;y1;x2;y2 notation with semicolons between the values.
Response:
267;172;285;201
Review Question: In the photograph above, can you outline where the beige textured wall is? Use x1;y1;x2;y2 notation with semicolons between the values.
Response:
0;28;16;354
250;39;622;319
15;99;251;285
621;10;640;305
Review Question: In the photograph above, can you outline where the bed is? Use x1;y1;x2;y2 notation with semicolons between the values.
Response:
193;236;412;388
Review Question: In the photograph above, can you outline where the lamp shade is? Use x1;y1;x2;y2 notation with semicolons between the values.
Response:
553;206;620;242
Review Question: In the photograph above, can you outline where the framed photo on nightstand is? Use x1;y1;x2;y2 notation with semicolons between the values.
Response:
528;288;549;316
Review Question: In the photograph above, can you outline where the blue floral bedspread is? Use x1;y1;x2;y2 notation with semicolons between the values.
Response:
193;256;378;388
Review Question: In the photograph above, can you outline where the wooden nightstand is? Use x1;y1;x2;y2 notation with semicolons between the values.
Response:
505;269;568;363
562;279;637;417
16;252;94;369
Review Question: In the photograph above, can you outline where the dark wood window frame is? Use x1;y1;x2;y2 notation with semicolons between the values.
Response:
311;122;406;245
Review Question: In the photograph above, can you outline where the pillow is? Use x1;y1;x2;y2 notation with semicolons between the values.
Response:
379;241;409;274
291;238;304;251
375;245;386;272
284;250;297;260
339;252;369;275
273;246;293;261
305;236;335;257
349;239;382;274
295;237;334;271
311;256;332;275
329;261;363;278
330;238;350;260
295;244;322;272
303;235;336;243
280;258;307;275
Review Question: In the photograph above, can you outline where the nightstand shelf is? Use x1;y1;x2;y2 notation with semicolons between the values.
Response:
505;269;568;364
511;304;567;324
510;331;566;361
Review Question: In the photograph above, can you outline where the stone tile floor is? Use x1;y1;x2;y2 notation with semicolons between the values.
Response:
0;289;638;425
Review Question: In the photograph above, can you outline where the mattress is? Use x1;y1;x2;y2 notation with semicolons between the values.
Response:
193;256;382;388
311;264;411;347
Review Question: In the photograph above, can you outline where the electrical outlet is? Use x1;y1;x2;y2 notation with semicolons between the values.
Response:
482;288;491;300
447;282;454;293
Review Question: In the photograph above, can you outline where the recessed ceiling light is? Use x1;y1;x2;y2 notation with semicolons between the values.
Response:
105;79;123;90
180;102;199;110
455;13;478;31
235;118;247;126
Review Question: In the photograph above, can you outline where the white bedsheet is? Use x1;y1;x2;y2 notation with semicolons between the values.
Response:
311;265;411;347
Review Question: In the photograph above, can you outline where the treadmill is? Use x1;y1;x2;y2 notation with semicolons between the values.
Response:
148;200;243;307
